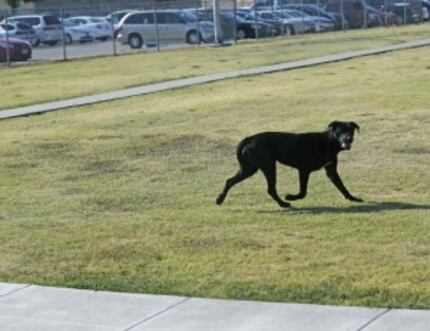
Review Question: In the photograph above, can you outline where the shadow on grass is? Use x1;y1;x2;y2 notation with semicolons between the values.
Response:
246;201;430;215
289;201;430;215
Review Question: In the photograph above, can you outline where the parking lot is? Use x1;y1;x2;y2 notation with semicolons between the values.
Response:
29;39;188;61
1;0;428;65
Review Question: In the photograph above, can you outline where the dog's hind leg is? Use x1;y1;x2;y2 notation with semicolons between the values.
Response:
261;162;291;208
216;165;257;205
285;170;310;201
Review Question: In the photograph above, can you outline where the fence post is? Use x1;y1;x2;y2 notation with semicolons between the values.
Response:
60;8;67;61
300;0;305;34
253;0;258;39
363;0;367;28
5;10;10;67
341;0;346;31
153;2;160;51
194;0;201;45
317;0;321;33
111;8;118;56
233;0;237;43
213;0;223;43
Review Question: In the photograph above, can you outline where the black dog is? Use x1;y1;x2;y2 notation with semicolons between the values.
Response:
216;121;363;208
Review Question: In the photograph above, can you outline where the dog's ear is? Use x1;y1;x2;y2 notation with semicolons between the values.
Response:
328;121;341;131
350;122;360;133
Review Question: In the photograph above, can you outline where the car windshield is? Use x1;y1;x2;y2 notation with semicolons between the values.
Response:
17;22;32;29
274;12;292;18
44;16;61;25
260;12;275;19
16;17;40;26
90;18;104;23
64;20;78;27
180;11;197;22
0;23;14;31
286;11;303;17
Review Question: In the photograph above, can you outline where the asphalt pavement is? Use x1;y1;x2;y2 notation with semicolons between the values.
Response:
1;282;429;331
29;40;186;62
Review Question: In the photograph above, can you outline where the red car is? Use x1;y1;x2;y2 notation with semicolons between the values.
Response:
0;37;32;62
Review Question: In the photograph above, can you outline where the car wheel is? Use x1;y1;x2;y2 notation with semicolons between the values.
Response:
99;36;109;42
46;41;58;46
20;44;32;61
65;34;72;44
186;30;200;44
128;33;143;49
236;29;246;40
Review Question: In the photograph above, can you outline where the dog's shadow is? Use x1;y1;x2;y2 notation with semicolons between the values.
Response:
252;201;430;215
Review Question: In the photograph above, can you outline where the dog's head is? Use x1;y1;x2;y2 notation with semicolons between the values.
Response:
328;121;360;151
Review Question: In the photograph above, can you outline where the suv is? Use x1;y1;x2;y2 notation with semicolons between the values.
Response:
4;15;62;46
0;21;38;45
117;10;214;48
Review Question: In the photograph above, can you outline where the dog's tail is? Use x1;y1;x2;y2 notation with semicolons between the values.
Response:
236;136;253;167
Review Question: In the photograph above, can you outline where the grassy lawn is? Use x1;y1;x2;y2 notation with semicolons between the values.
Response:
0;46;429;309
1;24;430;110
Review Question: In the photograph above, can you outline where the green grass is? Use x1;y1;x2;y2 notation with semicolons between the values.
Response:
0;46;429;308
1;24;430;110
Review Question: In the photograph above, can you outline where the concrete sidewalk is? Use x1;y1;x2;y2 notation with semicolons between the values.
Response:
1;38;430;121
1;282;429;331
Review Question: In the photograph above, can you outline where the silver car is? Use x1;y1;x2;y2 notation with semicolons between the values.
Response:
4;15;62;46
117;10;214;49
0;21;38;45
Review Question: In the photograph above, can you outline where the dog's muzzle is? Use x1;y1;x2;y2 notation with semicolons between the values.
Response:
341;142;351;150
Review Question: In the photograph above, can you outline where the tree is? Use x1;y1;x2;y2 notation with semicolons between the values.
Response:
7;0;20;9
6;0;40;8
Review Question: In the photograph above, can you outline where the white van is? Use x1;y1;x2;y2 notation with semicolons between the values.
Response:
117;10;214;48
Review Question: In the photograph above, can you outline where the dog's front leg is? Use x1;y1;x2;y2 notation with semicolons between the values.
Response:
325;162;363;202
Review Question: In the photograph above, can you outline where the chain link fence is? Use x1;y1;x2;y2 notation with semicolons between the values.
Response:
0;0;426;66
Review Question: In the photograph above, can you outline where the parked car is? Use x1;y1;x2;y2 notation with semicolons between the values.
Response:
0;37;32;62
117;10;214;48
67;16;111;41
235;10;281;36
367;0;422;24
187;10;235;41
280;8;335;31
282;4;344;30
62;19;93;44
258;11;298;35
273;9;320;33
227;13;274;39
190;9;273;40
325;0;366;28
2;14;62;46
236;11;283;36
0;21;37;45
271;10;317;33
106;9;138;35
363;4;398;26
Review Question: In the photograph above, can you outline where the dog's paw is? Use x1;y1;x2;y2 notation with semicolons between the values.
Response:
285;194;296;201
278;201;292;208
216;195;224;205
349;196;364;203
285;194;302;201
